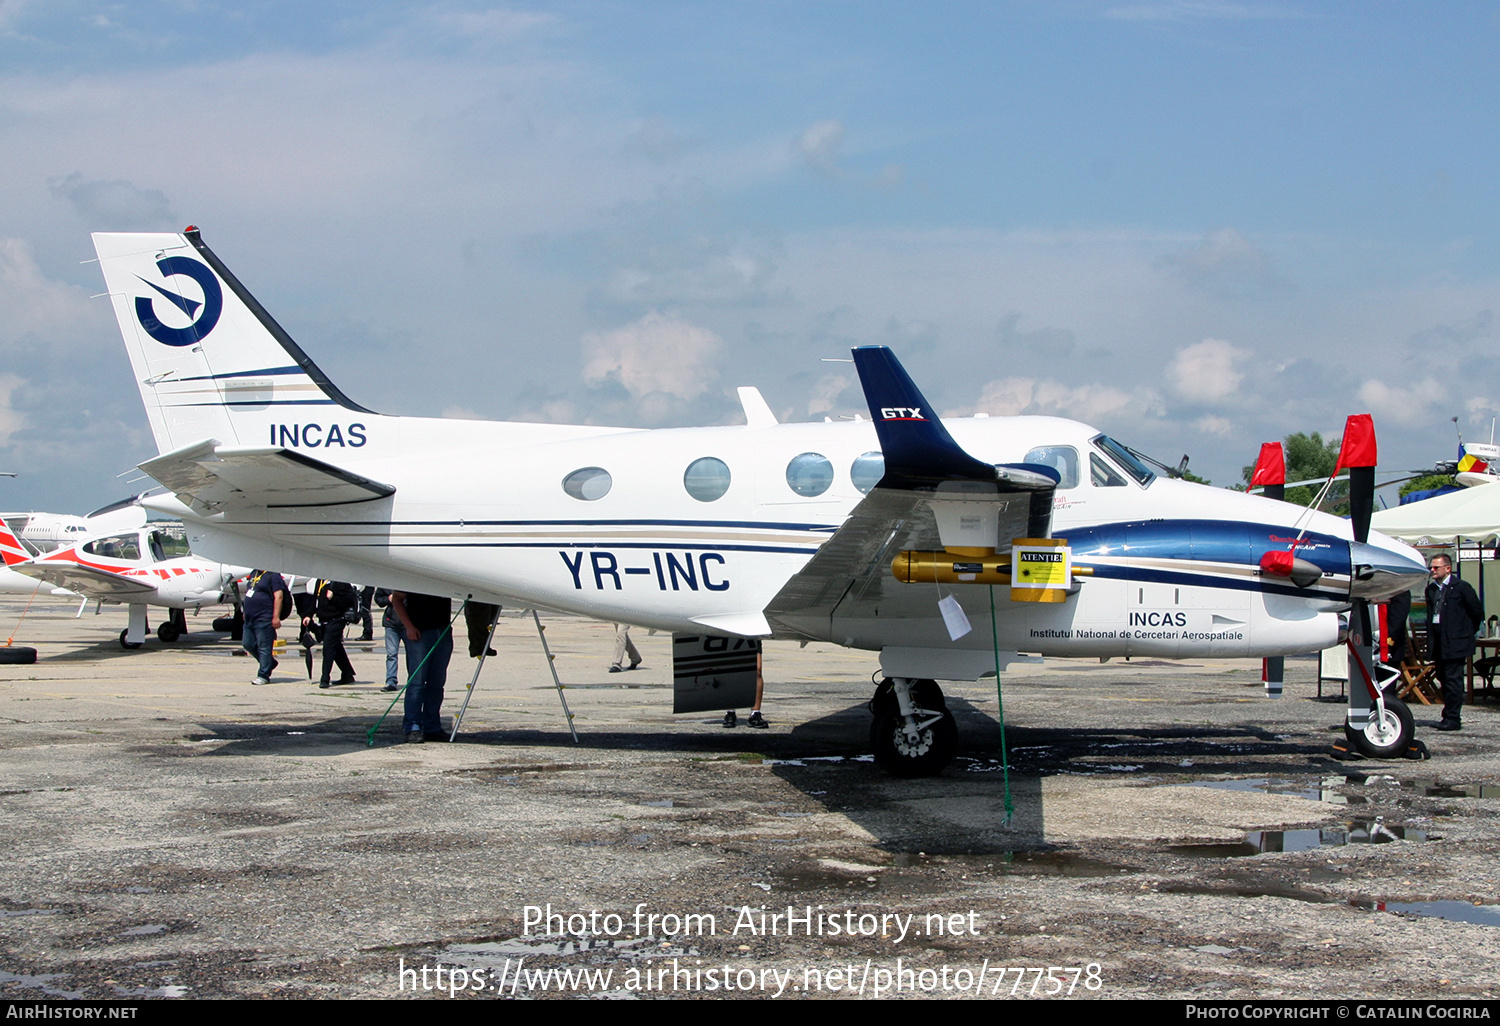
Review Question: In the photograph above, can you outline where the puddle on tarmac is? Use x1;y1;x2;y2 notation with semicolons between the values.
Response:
1400;779;1500;799
1188;776;1351;804
1351;899;1500;928
1169;818;1425;858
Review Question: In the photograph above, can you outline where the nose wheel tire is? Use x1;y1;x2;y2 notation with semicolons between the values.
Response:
1345;695;1414;758
157;621;181;643
870;707;957;777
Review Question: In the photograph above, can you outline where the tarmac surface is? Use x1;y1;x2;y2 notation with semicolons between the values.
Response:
0;595;1496;1001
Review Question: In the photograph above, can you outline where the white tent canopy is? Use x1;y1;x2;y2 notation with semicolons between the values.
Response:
1371;480;1500;544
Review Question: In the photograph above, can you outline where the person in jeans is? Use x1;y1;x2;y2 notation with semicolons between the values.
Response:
391;592;454;743
241;569;290;685
374;588;404;693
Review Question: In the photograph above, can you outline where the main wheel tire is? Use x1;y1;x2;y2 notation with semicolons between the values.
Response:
119;629;143;651
1345;695;1415;758
870;706;957;777
157;621;181;643
0;646;37;664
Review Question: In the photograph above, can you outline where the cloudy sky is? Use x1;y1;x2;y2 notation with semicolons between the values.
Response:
2;1;1498;511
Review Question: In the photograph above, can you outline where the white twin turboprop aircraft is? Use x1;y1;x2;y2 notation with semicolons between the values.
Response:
91;228;1428;774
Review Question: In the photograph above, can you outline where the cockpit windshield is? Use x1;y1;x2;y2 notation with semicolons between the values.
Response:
1091;435;1155;487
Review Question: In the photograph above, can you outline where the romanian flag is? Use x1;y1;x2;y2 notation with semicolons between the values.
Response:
1458;448;1489;474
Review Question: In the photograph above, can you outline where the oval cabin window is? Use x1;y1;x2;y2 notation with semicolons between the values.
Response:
785;452;835;497
562;467;613;501
683;457;731;502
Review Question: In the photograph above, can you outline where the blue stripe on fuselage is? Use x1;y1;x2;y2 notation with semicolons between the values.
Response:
1068;519;1351;599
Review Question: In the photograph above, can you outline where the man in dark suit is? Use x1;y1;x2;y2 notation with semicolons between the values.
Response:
1424;554;1484;730
298;578;361;688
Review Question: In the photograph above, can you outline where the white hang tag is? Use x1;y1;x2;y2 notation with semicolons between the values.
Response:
938;594;972;641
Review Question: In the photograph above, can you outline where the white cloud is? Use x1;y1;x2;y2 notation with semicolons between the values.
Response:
582;311;724;402
1467;396;1498;420
807;373;853;417
1357;378;1446;427
1159;227;1288;296
48;172;174;230
427;8;557;44
0;237;100;342
969;376;1163;422
1104;2;1306;22
796;119;846;176
0;373;25;445
1194;414;1235;437
1168;338;1248;404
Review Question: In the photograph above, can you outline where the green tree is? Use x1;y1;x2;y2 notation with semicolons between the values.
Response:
1398;473;1454;499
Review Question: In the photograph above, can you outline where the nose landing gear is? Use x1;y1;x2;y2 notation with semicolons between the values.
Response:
869;677;956;777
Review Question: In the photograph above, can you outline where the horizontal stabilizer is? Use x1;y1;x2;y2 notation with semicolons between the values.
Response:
690;610;772;637
140;440;396;513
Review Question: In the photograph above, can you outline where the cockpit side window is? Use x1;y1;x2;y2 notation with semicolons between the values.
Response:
82;534;141;560
1091;435;1155;487
1023;446;1080;490
1090;453;1127;487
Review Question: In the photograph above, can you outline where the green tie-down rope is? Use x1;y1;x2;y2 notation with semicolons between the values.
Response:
365;598;468;747
989;585;1015;825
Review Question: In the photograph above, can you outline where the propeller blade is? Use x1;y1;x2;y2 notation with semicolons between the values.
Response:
1250;442;1285;502
1337;414;1377;544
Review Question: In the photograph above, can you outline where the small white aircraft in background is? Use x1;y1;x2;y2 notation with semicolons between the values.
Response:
91;227;1427;771
0;495;150;554
0;518;247;648
0;497;153;600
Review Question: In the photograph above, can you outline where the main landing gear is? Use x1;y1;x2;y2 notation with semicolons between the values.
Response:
157;609;188;644
1345;686;1415;758
868;677;957;777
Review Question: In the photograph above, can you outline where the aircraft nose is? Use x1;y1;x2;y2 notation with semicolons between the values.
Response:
1348;539;1427;602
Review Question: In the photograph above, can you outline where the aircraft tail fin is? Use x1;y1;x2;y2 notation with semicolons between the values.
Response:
0;518;33;567
92;228;377;456
852;346;1015;488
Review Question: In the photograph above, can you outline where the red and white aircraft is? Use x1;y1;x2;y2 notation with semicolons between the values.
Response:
0;519;248;648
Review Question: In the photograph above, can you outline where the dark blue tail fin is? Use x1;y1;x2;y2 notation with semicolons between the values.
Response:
852;346;1000;489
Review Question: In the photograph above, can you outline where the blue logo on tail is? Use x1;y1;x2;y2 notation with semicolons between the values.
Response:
134;257;223;347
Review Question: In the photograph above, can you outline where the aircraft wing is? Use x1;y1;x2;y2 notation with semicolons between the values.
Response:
765;346;1056;638
14;561;159;599
140;440;396;514
765;476;1050;637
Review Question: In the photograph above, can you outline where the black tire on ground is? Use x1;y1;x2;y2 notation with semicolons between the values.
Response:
870;706;958;777
157;621;181;643
0;647;37;664
1345;694;1415;758
119;629;143;651
212;617;236;633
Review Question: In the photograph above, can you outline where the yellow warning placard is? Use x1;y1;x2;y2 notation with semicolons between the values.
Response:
1010;538;1071;603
